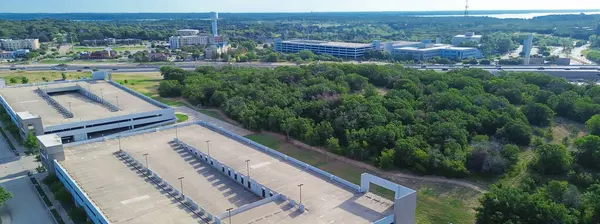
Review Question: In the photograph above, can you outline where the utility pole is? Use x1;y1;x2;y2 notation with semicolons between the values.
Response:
178;177;184;196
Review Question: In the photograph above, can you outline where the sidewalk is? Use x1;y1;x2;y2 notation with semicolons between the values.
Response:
35;174;75;224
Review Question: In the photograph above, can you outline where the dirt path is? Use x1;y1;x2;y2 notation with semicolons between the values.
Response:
261;131;487;193
193;107;487;193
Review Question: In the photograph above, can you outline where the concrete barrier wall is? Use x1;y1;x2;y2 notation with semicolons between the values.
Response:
108;80;169;109
373;214;394;224
0;95;19;127
76;85;120;111
6;79;90;89
175;139;284;200
196;121;362;192
54;160;110;224
217;194;282;220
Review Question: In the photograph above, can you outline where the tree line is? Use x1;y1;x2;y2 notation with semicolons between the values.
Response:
157;64;599;178
1;13;598;46
156;63;600;222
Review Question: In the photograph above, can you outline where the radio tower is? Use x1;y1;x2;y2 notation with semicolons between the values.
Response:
464;0;469;17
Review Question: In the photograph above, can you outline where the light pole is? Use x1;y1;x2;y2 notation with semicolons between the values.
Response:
245;160;250;179
143;153;149;168
118;136;122;150
298;184;304;204
206;140;210;157
175;126;178;139
115;96;119;109
68;101;72;113
226;208;233;224
178;177;184;196
100;88;104;101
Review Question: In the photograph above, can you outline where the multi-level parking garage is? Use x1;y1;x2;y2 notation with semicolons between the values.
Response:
38;121;416;224
0;72;175;143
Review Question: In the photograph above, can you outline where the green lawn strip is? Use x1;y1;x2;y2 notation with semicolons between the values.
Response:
243;133;476;224
30;177;53;207
175;113;189;123
50;209;66;224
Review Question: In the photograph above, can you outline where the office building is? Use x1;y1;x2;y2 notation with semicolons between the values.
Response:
0;51;15;59
523;33;534;65
391;40;483;60
440;47;484;60
176;29;200;36
378;41;421;52
78;48;117;60
0;38;40;51
0;72;175;143
450;32;482;45
168;35;210;49
39;121;416;224
274;38;375;59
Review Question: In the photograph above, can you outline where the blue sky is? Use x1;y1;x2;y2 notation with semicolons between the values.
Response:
2;0;600;13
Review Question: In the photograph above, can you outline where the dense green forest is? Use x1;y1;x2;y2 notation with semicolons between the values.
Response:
157;64;600;222
1;13;599;44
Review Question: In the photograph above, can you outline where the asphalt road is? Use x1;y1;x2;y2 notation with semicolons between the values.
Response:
1;62;599;79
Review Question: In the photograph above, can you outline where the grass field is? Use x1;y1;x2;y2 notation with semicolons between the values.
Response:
244;133;478;224
72;46;147;53
111;73;183;106
175;113;189;123
0;71;91;85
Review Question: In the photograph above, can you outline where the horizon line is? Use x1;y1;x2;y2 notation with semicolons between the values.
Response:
1;9;600;14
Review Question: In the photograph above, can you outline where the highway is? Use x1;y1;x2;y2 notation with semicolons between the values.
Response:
1;62;599;80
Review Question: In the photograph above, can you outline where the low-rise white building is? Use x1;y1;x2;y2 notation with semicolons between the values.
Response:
0;39;40;51
176;29;200;36
391;40;483;60
451;32;482;45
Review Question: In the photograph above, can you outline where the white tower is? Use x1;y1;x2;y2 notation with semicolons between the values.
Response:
523;33;533;65
210;12;219;37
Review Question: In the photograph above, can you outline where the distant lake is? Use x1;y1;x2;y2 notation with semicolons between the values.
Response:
423;11;600;19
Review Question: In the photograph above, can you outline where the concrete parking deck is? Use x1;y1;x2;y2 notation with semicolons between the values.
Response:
63;124;393;223
59;143;203;224
0;80;161;126
122;132;262;215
